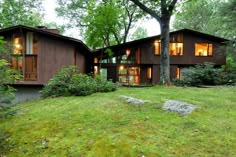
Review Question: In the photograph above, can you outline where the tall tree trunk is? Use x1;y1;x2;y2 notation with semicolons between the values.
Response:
130;0;177;85
160;16;170;84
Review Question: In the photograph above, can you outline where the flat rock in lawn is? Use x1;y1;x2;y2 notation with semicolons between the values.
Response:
120;95;146;105
163;100;198;116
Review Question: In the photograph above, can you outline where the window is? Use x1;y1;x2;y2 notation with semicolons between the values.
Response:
11;32;38;80
195;43;213;56
26;32;38;54
154;40;161;55
177;67;181;79
169;43;183;55
118;67;140;84
12;35;23;74
94;57;98;63
147;67;152;79
25;32;38;80
13;35;23;54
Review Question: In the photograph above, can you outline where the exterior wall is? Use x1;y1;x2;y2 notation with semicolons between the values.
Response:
0;28;91;85
76;51;86;73
38;35;76;84
139;33;226;65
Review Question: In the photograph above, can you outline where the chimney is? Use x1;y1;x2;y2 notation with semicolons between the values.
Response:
36;26;60;34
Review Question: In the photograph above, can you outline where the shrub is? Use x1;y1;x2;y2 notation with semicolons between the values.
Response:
41;66;117;98
40;66;79;98
174;62;220;86
217;58;236;85
69;74;96;96
95;75;117;92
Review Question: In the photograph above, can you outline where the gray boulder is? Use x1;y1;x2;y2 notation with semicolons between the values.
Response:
163;100;198;116
120;95;146;105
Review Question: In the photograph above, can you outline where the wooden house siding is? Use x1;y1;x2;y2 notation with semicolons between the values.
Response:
39;35;75;84
93;29;227;84
0;25;92;85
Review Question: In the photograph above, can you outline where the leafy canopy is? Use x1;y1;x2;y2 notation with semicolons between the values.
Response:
0;0;44;28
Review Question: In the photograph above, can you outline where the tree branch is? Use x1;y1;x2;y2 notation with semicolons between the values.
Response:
168;0;178;14
129;0;161;23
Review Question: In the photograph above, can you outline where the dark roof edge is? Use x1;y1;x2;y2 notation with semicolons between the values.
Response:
0;25;92;53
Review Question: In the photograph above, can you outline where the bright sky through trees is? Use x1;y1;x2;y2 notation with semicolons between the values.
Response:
43;0;160;39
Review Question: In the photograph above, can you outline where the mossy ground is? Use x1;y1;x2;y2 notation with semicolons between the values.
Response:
0;86;235;156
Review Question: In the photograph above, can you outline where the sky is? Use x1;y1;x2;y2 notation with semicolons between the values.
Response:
43;0;160;39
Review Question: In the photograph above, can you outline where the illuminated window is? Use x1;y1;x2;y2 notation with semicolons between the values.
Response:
94;57;98;63
154;40;161;55
94;66;98;75
13;36;23;54
177;67;181;79
195;43;213;56
169;43;183;55
12;35;23;74
12;32;38;80
147;67;152;79
118;67;140;85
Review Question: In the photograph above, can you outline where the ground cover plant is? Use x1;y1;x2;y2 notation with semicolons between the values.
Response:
0;86;235;156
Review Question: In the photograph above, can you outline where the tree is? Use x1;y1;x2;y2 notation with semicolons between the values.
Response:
84;1;122;48
56;0;143;47
172;0;224;37
130;26;148;41
220;0;236;62
130;0;178;84
0;0;44;28
0;37;22;107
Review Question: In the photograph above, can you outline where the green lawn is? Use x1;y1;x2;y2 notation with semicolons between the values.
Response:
1;86;236;157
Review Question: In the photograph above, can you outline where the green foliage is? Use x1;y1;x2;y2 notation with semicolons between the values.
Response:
130;26;148;41
69;74;96;96
0;37;22;108
172;0;224;36
84;1;122;48
95;75;117;92
0;0;44;28
217;58;236;84
41;66;117;98
56;0;143;48
174;62;220;86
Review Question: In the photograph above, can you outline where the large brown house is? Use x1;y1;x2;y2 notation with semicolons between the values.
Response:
0;25;227;86
0;25;92;85
93;29;227;84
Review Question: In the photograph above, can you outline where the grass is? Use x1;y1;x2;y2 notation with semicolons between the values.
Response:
0;86;236;156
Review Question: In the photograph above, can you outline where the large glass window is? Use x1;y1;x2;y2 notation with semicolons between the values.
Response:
195;43;213;56
169;43;183;56
118;66;140;85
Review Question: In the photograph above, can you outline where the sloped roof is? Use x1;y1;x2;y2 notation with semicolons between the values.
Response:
0;25;92;53
93;28;228;54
